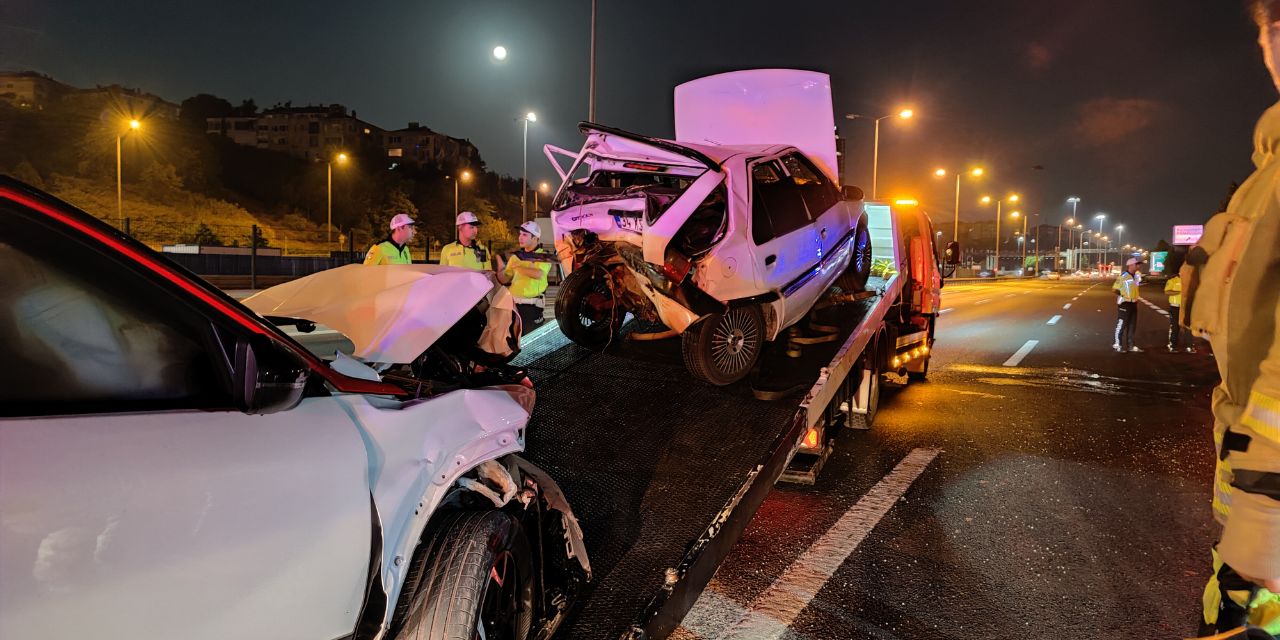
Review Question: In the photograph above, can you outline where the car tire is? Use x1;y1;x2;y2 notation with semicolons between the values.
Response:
556;266;622;350
682;305;764;386
395;510;534;640
846;350;880;430
837;214;872;292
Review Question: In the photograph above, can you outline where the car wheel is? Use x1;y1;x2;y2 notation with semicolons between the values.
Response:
837;215;872;292
847;350;881;430
396;510;534;640
555;266;622;350
682;305;763;386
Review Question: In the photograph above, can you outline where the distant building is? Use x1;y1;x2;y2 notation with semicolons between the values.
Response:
206;104;382;161
382;122;480;168
0;71;73;110
64;84;181;120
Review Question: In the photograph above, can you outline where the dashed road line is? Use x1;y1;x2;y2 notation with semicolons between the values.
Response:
939;308;954;315
1047;315;1062;325
1063;303;1072;309
1003;340;1039;366
975;299;991;305
679;449;942;640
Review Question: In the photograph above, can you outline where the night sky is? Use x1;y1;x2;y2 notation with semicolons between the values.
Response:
3;0;1276;246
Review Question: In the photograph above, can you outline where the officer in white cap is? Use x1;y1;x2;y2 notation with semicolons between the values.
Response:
363;213;416;265
439;211;491;270
498;220;554;334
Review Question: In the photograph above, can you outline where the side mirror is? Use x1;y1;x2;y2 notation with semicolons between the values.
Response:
944;241;962;265
842;185;864;201
233;335;309;415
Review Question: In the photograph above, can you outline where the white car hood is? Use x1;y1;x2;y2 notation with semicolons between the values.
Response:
242;263;497;364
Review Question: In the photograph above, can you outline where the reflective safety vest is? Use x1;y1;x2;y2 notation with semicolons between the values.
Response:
1112;272;1139;303
1163;275;1182;307
439;241;488;270
504;247;552;299
364;240;412;265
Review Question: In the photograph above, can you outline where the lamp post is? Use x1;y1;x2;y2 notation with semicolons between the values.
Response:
452;170;472;216
1059;217;1074;272
845;108;914;199
1011;210;1028;275
1115;224;1125;264
116;118;141;226
327;152;348;245
522;112;537;222
536;181;550;214
935;167;984;242
984;193;1019;273
589;0;597;122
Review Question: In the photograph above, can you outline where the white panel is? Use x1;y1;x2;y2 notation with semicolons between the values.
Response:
674;69;838;182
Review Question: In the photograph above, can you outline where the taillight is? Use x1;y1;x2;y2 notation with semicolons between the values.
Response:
662;252;692;284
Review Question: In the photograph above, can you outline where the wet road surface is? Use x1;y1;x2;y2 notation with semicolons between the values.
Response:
675;277;1221;640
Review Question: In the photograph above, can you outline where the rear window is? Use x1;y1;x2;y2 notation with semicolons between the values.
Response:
553;161;701;224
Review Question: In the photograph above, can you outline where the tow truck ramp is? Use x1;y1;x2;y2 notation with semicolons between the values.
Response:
514;273;901;639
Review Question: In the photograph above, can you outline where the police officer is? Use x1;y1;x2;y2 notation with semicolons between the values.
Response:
498;220;553;334
363;213;416;265
439;211;490;270
1112;257;1142;353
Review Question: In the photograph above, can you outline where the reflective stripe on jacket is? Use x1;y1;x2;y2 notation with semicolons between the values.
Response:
1113;273;1139;303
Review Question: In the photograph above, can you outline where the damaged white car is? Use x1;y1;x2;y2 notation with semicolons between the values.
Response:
545;69;872;385
0;177;588;640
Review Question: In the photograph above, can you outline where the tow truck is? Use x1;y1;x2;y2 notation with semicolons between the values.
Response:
514;194;950;638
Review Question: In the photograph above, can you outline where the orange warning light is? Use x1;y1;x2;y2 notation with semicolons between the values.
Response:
803;427;820;449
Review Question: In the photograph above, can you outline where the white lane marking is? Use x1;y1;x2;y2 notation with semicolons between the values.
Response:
1047;315;1062;325
1003;340;1039;366
683;449;942;639
1063;303;1072;310
1004;293;1018;298
975;298;991;305
939;308;954;314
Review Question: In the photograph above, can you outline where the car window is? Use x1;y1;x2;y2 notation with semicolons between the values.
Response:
751;160;811;245
781;153;839;217
0;204;232;417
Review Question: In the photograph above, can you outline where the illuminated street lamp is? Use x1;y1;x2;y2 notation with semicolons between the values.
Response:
450;169;473;216
493;45;508;61
1114;224;1125;266
845;107;914;199
327;152;349;245
935;167;985;242
984;193;1020;273
522;111;537;222
1011;210;1029;275
116;118;143;226
535;181;551;213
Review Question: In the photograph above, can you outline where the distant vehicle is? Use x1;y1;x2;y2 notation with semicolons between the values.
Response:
545;70;871;386
0;177;589;640
1044;272;1061;280
978;270;994;278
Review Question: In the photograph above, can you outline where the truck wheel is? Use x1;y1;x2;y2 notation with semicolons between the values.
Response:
556;267;622;350
847;352;880;430
396;510;534;640
837;215;872;292
682;305;763;386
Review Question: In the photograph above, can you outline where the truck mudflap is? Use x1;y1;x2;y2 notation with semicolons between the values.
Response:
512;280;891;639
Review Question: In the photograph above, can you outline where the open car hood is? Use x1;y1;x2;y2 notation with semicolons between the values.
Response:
242;264;496;364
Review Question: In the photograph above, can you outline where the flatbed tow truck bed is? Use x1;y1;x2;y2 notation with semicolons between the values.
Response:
514;274;901;639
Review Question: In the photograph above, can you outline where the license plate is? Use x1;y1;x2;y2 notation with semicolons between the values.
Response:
613;215;643;234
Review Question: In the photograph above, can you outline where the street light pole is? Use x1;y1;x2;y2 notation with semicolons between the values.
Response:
522;112;536;222
994;199;1002;272
589;0;597;122
116;118;141;227
327;161;332;244
845;109;913;200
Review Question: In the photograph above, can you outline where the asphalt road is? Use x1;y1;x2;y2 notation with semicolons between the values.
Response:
675;277;1222;640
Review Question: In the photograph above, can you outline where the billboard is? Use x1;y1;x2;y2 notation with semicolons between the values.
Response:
1173;224;1204;245
1150;251;1168;274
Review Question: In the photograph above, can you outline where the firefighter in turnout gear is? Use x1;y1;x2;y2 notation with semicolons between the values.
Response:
363;213;416;265
497;220;554;335
1194;2;1280;634
1112;257;1141;353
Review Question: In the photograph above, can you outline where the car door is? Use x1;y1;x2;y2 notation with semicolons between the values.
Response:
0;195;373;640
781;152;849;258
748;158;820;327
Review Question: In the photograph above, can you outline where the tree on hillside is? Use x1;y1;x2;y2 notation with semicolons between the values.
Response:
233;99;259;117
9;160;45;189
141;162;184;202
190;223;224;246
179;94;233;131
